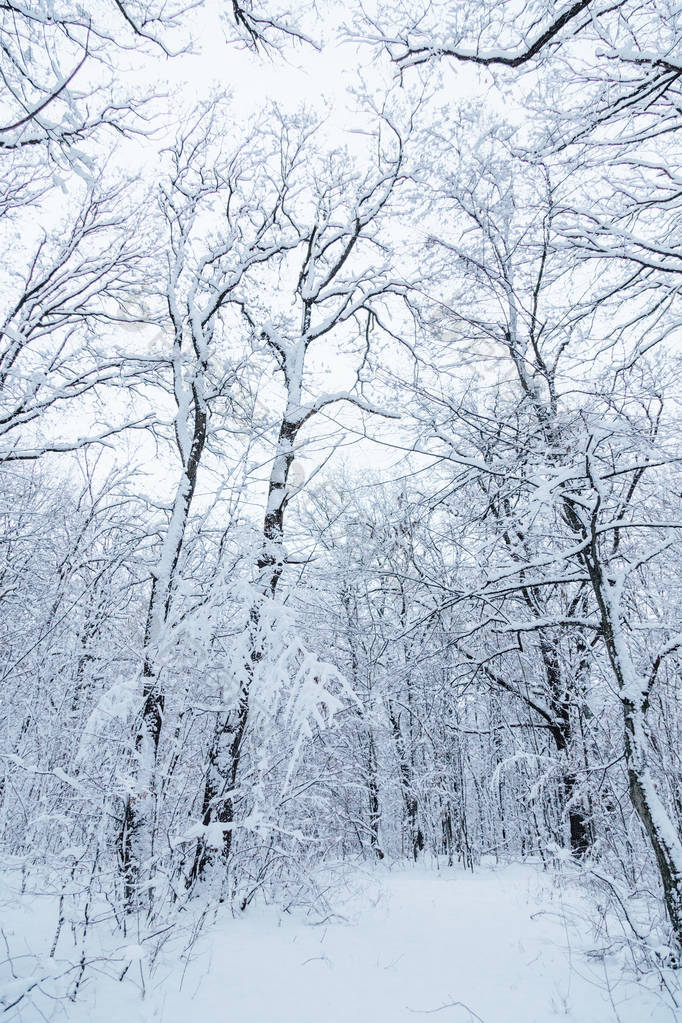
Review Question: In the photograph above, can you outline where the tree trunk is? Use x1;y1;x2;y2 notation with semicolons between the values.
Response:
389;702;423;860
367;732;384;860
585;545;682;951
120;398;206;908
624;701;682;950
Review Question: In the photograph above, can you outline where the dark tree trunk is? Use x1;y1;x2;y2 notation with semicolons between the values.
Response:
367;732;384;860
624;702;682;953
189;418;298;887
119;398;206;909
389;702;423;860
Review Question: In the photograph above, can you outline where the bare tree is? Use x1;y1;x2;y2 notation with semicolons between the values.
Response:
118;103;308;905
410;124;682;943
188;108;413;884
0;1;188;159
0;179;157;461
0;0;311;158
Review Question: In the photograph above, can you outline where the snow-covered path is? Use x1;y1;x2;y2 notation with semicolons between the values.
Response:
3;864;679;1021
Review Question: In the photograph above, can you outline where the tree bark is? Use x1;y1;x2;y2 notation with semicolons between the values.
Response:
120;399;206;908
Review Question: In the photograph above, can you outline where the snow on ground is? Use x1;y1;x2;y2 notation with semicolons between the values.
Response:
2;862;679;1022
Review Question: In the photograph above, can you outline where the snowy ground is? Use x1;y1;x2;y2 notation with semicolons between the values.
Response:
2;862;679;1022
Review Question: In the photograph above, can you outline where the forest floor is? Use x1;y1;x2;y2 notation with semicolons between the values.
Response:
2;861;680;1022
